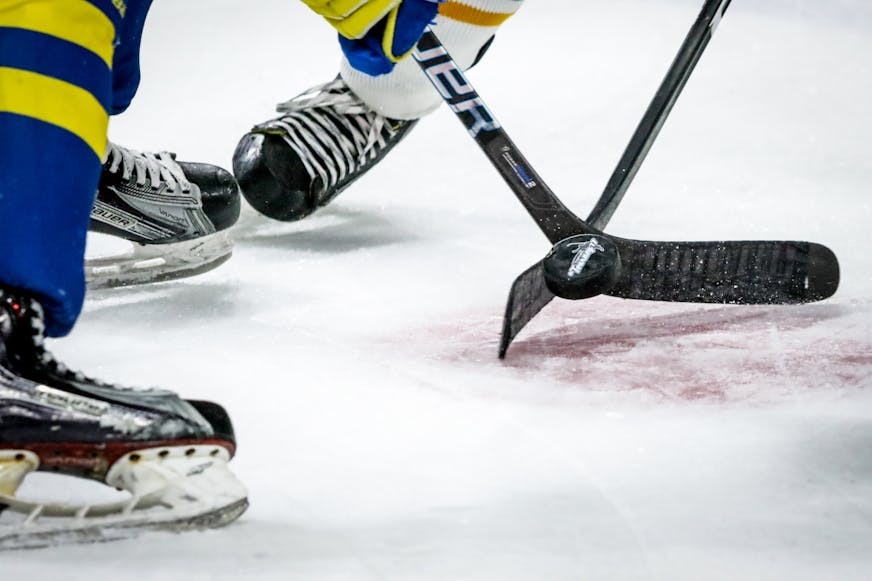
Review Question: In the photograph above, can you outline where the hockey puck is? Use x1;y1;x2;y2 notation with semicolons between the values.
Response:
542;234;622;300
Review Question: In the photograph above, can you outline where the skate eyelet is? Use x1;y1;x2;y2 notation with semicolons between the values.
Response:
209;449;219;457
14;453;26;462
158;450;170;459
129;453;141;463
185;448;196;457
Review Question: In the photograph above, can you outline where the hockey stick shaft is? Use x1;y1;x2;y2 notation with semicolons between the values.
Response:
414;32;590;244
588;0;732;229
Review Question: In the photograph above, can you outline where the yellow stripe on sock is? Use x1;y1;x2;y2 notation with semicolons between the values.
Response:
0;0;116;67
0;67;108;159
438;2;515;27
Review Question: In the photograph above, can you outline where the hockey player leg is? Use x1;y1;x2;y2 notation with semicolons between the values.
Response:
0;1;246;548
233;0;525;222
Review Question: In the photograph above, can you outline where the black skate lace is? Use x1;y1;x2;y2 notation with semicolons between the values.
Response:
2;295;167;398
23;302;100;385
23;302;174;397
105;141;194;193
256;78;396;194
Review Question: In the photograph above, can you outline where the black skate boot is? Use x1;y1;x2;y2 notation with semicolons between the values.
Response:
0;287;247;550
87;142;242;289
233;77;417;221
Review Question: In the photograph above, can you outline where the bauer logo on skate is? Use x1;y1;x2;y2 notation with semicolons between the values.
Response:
92;202;138;229
33;385;108;417
567;238;606;278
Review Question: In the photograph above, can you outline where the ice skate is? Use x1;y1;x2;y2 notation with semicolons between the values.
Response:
233;77;417;221
0;288;248;550
87;142;241;289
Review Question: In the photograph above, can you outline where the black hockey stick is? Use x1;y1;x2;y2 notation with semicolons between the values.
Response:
501;0;736;357
413;25;838;357
591;0;733;230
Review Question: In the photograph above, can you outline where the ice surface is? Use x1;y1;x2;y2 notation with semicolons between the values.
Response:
4;0;871;578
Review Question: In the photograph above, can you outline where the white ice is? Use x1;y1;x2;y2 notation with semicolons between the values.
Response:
4;0;872;579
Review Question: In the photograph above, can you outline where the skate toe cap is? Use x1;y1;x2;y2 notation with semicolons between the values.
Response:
233;132;316;222
177;162;242;232
187;400;237;452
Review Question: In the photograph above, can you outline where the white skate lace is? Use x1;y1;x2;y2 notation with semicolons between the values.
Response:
260;78;395;194
105;142;193;193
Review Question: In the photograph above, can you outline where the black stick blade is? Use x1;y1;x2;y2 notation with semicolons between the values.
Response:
499;261;555;359
608;240;840;304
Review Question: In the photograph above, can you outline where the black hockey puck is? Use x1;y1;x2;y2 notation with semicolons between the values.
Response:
543;234;622;300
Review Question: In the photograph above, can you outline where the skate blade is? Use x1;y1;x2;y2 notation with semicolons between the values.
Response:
0;446;248;551
85;231;233;289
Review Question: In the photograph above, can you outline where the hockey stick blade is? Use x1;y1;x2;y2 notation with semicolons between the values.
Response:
500;240;839;357
500;0;734;356
607;239;838;304
413;27;839;359
500;261;556;358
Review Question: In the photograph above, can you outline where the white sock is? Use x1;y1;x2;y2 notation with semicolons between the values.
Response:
341;0;525;120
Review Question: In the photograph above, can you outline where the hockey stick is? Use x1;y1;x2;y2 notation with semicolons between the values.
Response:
412;19;839;357
501;0;735;357
591;0;733;230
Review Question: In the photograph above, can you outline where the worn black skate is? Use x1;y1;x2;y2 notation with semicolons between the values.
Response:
0;288;247;550
87;142;241;289
233;77;417;221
